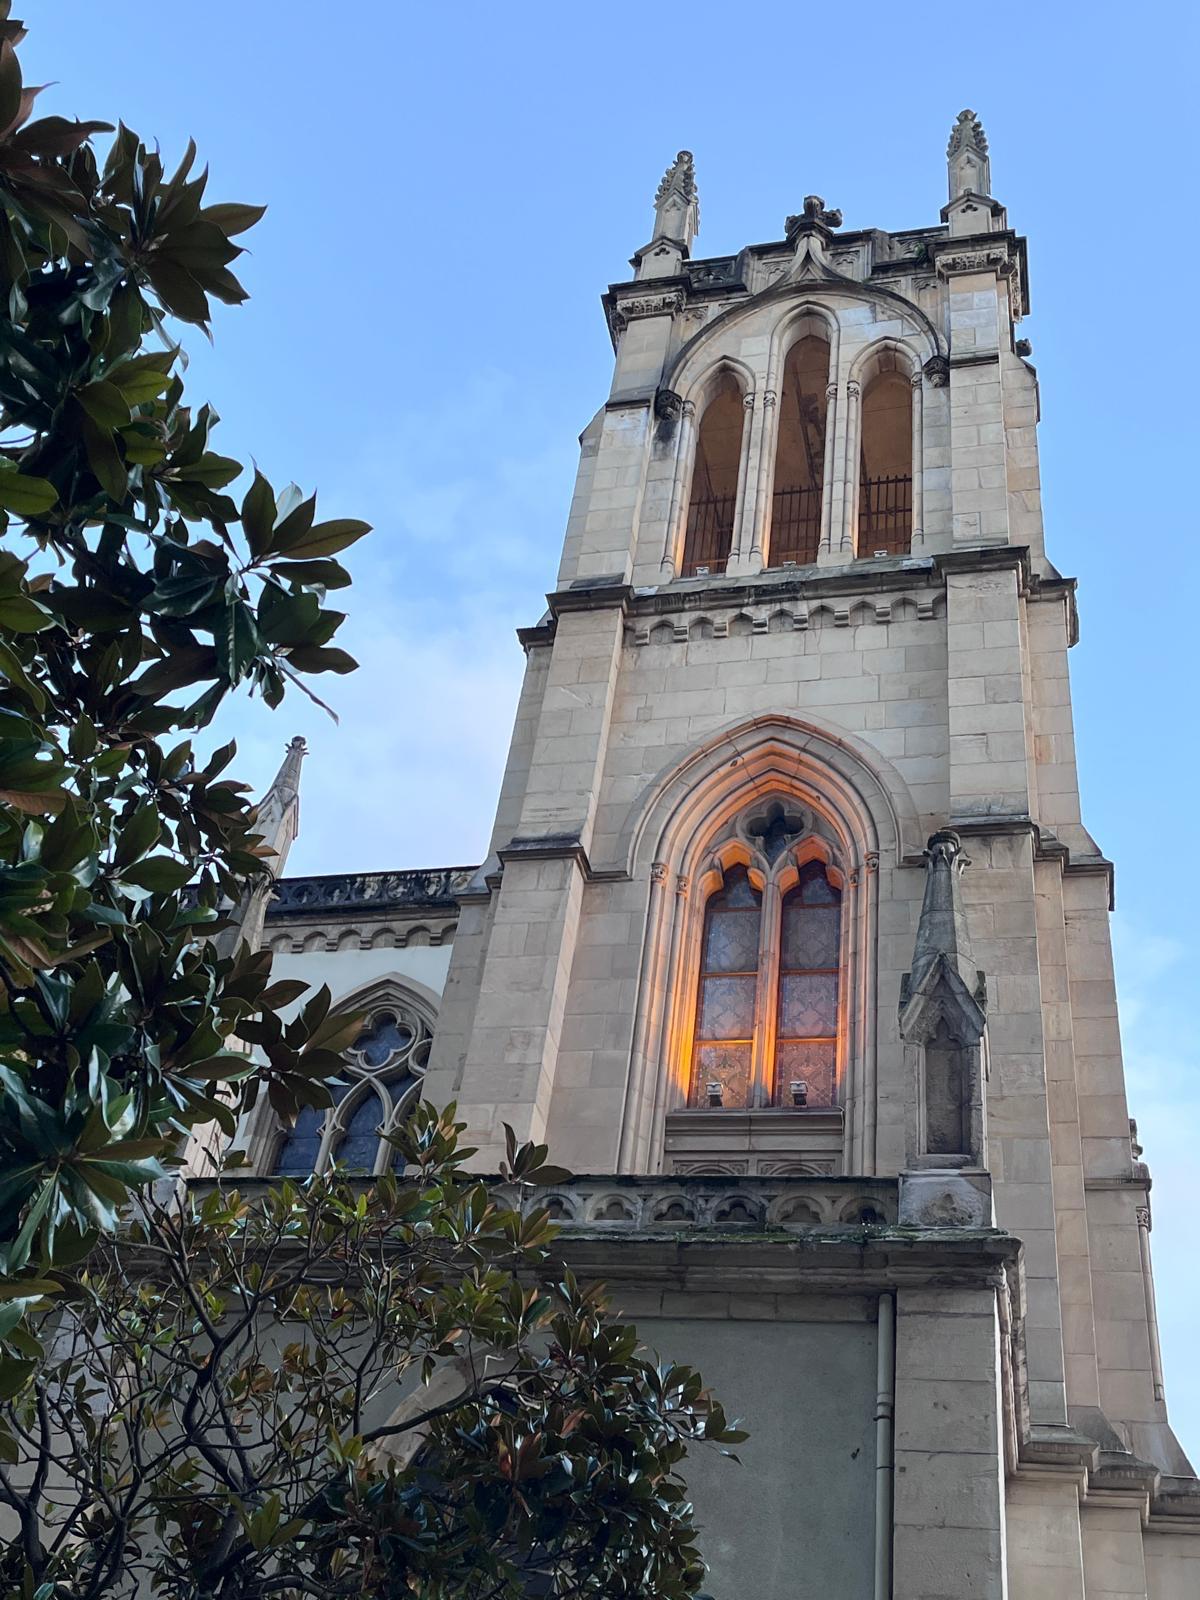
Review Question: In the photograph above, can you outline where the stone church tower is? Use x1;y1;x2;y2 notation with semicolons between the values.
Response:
244;115;1199;1596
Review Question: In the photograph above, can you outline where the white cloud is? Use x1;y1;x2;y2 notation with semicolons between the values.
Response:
204;368;578;871
223;598;526;874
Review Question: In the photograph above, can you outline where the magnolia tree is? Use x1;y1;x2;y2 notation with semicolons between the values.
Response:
0;1110;741;1599
0;10;739;1596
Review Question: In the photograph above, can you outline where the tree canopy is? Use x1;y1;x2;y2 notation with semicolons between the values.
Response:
0;0;371;1284
0;10;740;1595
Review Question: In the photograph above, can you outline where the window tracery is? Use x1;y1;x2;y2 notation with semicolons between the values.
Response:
686;807;845;1112
272;999;432;1178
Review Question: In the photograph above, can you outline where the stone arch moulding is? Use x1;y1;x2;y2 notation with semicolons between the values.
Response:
612;714;922;1177
662;278;946;407
241;971;441;1177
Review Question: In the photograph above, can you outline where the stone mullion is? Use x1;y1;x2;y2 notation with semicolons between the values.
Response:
660;400;697;578
818;381;838;553
752;879;783;1108
910;370;924;547
841;379;862;554
746;387;776;568
728;390;758;572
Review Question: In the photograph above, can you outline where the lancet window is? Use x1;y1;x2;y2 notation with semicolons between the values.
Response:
272;999;432;1177
687;813;844;1111
681;371;745;576
768;335;830;566
857;363;913;555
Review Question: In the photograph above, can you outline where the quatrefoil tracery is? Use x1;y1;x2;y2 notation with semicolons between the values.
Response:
745;800;809;864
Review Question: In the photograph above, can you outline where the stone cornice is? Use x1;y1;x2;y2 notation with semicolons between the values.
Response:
498;833;592;875
536;548;1077;634
547;577;634;617
946;815;1115;910
266;867;478;921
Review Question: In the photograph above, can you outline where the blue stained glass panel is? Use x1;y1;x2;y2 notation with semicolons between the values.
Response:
336;1093;385;1172
704;909;761;973
273;1105;324;1176
714;867;760;910
353;1013;413;1069
781;903;840;969
798;863;839;905
698;975;757;1040
779;973;838;1037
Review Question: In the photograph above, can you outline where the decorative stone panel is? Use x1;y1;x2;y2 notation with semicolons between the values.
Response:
506;1173;900;1231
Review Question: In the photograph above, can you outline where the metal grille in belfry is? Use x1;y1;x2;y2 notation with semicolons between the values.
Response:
769;485;822;566
858;474;912;555
681;494;735;576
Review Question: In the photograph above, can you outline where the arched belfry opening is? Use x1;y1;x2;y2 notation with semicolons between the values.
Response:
858;358;913;556
769;334;830;566
681;371;744;576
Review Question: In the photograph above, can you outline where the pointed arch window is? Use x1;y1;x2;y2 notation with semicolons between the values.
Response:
768;334;830;567
774;863;841;1108
858;365;913;555
687;848;844;1111
272;1000;432;1177
681;371;745;577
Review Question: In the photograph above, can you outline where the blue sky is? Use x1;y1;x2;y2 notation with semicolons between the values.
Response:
25;2;1200;1456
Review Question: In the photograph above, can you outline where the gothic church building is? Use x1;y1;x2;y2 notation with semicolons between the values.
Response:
230;116;1200;1597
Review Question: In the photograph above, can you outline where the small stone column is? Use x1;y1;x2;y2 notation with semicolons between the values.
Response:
838;378;861;556
910;369;924;546
818;381;838;554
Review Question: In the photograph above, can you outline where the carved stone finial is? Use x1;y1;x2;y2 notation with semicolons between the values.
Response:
653;149;699;249
216;736;308;960
947;109;992;201
270;736;308;810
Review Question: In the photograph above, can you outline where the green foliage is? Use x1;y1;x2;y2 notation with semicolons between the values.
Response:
0;1;371;1284
0;18;740;1597
0;1105;745;1599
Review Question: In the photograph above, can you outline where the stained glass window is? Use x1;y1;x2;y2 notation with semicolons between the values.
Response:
774;862;840;1107
270;999;432;1177
688;853;843;1110
689;866;761;1107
